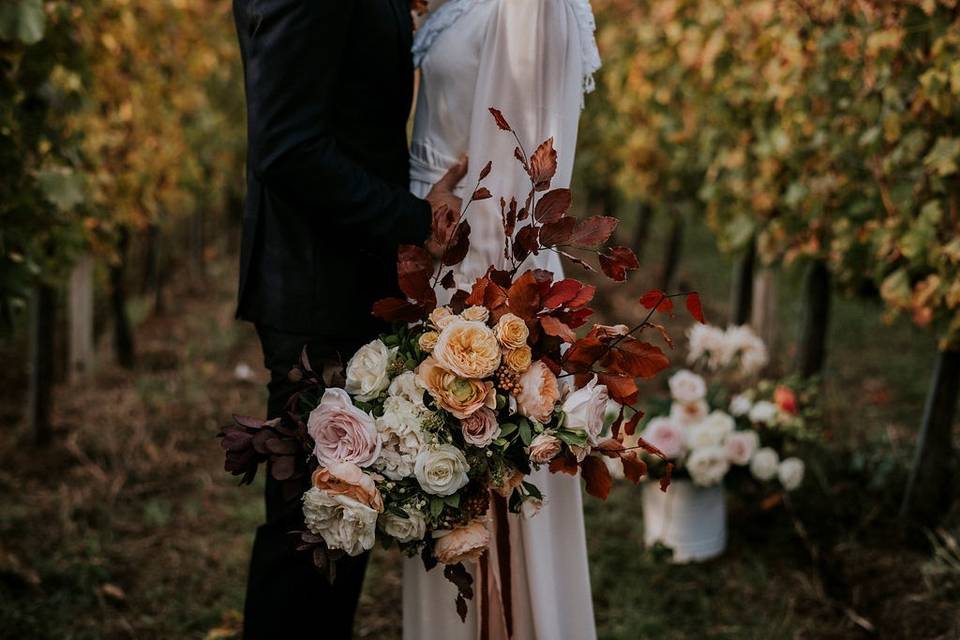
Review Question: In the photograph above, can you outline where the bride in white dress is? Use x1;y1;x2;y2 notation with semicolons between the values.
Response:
405;1;602;639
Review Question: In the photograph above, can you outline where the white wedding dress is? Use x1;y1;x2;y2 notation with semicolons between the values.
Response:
405;1;602;639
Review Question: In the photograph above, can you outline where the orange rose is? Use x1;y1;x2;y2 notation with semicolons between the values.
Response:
417;356;496;419
461;305;490;323
516;361;560;423
504;346;532;373
432;319;501;379
419;330;439;352
495;313;530;349
311;462;384;512
434;520;491;564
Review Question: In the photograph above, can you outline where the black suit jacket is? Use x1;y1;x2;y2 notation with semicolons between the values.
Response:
233;0;431;338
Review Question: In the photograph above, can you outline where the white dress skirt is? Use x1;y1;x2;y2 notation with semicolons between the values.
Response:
403;1;601;639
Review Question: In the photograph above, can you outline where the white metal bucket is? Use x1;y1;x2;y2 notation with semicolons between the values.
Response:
641;479;727;563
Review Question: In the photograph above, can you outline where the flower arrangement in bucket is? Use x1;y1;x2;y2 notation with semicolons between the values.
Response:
623;323;816;563
219;109;702;624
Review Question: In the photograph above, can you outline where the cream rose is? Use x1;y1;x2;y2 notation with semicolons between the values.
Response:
311;462;384;512
748;400;778;425
686;446;730;487
686;411;736;450
495;313;530;349
418;357;496;419
414;444;470;496
461;305;490;323
460;406;500;447
516;361;561;424
419;331;439;353
302;488;378;556
729;393;753;417
429;306;456;330
750;447;780;481
434;520;491;565
432;319;502;379
670;399;710;426
778;457;805;491
668;370;707;404
388;371;427;407
528;433;562;464
345;339;397;401
640;417;685;459
504;346;533;373
724;430;760;466
379;508;427;543
307;388;382;468
561;375;609;445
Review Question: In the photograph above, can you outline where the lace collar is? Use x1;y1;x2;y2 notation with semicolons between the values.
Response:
412;0;602;97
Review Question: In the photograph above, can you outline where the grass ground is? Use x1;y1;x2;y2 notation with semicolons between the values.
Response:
0;214;958;639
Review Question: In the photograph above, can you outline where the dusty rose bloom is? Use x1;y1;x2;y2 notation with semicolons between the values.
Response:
460;407;500;447
307;388;381;467
528;433;562;464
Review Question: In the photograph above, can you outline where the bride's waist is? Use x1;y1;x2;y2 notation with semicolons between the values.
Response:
409;139;462;186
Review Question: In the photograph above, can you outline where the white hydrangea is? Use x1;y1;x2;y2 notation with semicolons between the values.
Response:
388;371;427;408
686;446;730;487
374;396;428;481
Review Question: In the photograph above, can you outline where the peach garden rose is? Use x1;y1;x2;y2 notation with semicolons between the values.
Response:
418;357;496;419
516;361;560;423
433;520;491;565
495;312;529;349
432;319;502;379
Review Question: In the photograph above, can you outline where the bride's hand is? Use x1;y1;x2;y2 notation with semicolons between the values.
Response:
425;157;468;257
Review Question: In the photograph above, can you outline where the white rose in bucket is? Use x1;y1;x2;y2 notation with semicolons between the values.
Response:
345;339;397;401
725;431;759;466
778;457;805;491
414;445;470;496
749;447;780;481
748;400;778;425
686;411;735;450
729;393;753;417
302;488;379;556
640;417;685;460
562;375;609;445
379;509;427;543
668;370;707;404
686;446;730;487
670;398;709;426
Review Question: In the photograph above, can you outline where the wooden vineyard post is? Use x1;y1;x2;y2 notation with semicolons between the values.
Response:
68;254;95;381
110;228;135;369
751;267;778;360
659;212;685;292
901;349;960;525
28;285;56;446
797;259;831;378
730;237;756;326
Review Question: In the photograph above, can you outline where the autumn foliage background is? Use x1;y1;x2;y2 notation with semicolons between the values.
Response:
1;1;959;638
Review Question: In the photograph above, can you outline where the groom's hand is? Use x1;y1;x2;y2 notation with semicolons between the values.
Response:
425;157;468;258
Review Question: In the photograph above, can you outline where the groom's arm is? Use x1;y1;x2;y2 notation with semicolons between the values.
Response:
242;0;431;251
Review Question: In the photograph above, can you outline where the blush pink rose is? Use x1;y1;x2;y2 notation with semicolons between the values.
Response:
434;520;491;564
640;417;685;460
307;388;382;468
460;407;500;447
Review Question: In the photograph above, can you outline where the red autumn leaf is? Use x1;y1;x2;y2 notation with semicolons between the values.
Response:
540;354;562;376
599;246;640;282
528;137;557;191
534;188;572;223
569;216;619;249
489;107;512;131
562;251;595;273
449;289;469;313
567;284;596;309
543;279;581;310
540;315;577;343
562;334;604;374
442;221;471;267
479;161;492;180
598;373;639;405
372;297;426;322
686;292;706;323
539;217;576;247
504;198;518;237
581;456;613;500
549;450;580;475
472;187;492;201
594;438;624;458
609;338;670;379
398;245;435;305
621;451;648;484
440;270;456;290
555;306;594;329
622;410;644;436
514;147;529;172
507;270;546;320
517;205;529;222
513;225;540;262
639;290;674;313
660;462;674;492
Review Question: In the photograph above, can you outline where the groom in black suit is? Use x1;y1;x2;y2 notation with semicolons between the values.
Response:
232;1;465;637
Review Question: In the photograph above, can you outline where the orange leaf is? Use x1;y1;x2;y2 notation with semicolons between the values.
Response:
540;316;577;343
581;456;613;500
549;451;579;476
620;451;648;484
489;107;512;131
529;137;557;191
639;290;673;312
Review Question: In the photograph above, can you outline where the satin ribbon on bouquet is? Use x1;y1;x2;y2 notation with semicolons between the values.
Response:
478;492;514;640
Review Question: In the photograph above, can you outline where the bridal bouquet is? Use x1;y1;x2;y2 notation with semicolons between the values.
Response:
627;324;813;492
220;108;702;617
